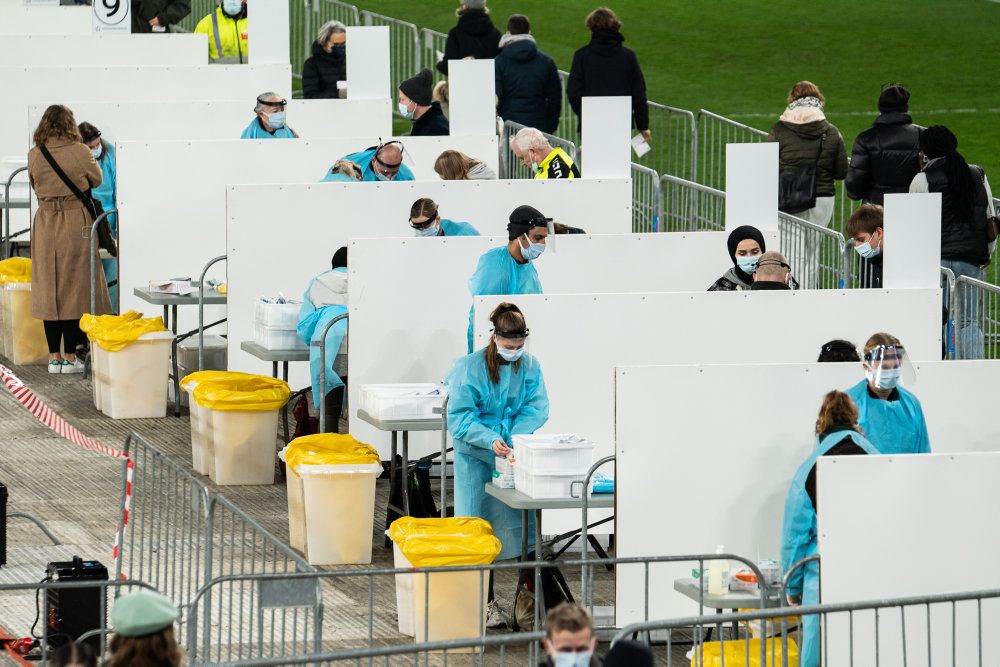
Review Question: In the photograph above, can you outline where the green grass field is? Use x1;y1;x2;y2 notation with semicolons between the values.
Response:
358;0;1000;179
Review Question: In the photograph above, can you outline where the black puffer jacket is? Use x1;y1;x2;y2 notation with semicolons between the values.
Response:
926;160;990;266
302;40;347;99
411;102;450;137
567;30;649;132
495;38;562;134
131;0;191;32
436;9;500;75
768;120;848;197
845;112;923;204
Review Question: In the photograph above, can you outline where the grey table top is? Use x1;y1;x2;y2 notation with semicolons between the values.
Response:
356;409;443;433
673;578;782;610
485;484;615;511
240;341;310;362
134;286;227;306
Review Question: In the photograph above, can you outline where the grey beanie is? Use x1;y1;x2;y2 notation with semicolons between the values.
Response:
463;0;487;9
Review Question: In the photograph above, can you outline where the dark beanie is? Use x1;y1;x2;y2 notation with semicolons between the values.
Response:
726;225;766;265
331;246;348;269
878;85;910;114
507;205;549;240
919;125;958;159
399;68;433;106
604;640;654;667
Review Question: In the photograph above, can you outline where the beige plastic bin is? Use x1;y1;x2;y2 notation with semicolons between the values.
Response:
0;283;47;365
209;408;280;485
183;383;214;477
91;331;173;419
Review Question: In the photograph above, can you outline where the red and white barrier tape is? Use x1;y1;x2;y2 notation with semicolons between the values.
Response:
0;364;133;563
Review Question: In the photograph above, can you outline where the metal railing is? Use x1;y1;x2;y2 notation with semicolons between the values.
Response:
644;102;696;182
316;311;348;433
842;238;880;290
87;208;116;317
3;165;28;260
694;109;768;191
659;174;725;232
942;266;957;359
499;120;577;180
554;70;579;146
953;274;1000;360
778;212;847;289
419;28;448;85
360;10;420;102
631;163;660;232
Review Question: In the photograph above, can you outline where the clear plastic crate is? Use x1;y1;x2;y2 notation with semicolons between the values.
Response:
359;383;446;420
511;434;595;473
253;299;301;328
252;322;301;350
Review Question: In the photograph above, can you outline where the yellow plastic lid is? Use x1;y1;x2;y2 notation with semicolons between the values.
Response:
189;371;290;412
284;433;379;475
79;311;168;352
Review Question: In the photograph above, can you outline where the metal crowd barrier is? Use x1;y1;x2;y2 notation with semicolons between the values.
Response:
644;102;696;182
953;274;1000;360
842;238;880;290
942;266;957;359
499;120;577;180
316;0;360;27
778;212;847;289
360;10;420;102
555;70;579;146
659;173;725;232
694;109;768;191
419;28;448;85
631;163;660;232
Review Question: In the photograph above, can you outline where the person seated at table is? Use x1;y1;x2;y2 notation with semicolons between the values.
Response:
708;225;765;291
240;93;298;139
409;197;479;237
446;302;549;628
750;251;793;290
782;390;879;667
297;247;348;431
320;141;415;182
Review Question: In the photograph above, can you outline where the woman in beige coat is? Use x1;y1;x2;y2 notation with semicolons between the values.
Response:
28;105;111;374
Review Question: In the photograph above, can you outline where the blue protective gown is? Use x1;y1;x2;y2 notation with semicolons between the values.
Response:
445;349;549;560
240;117;297;139
466;246;543;352
93;141;117;309
319;147;415;182
297;268;348;408
845;379;931;455
781;428;879;667
440;219;479;237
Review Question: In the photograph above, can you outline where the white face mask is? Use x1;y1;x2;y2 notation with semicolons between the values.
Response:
90;146;102;160
415;223;438;237
398;101;414;119
496;344;524;362
553;651;592;667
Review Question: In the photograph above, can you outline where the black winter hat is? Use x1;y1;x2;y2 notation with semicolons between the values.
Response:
878;85;910;113
399;68;434;106
920;125;958;159
507;205;550;240
726;225;766;265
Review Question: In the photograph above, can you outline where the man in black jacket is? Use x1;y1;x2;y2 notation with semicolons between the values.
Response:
436;0;501;75
131;0;191;33
398;69;450;137
845;85;923;204
495;15;562;134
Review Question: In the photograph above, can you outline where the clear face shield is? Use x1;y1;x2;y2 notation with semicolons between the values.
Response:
863;344;916;390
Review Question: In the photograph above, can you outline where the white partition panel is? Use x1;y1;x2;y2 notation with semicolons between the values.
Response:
581;97;631;179
3;64;291;159
345;27;389;100
613;360;1000;626
884;192;942;289
725;142;778;233
0;5;90;34
249;0;289;65
29;99;392;144
1;34;207;66
448;59;496;137
819;454;1000;664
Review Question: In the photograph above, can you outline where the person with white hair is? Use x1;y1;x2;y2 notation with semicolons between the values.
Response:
302;20;347;99
240;92;298;139
510;127;579;179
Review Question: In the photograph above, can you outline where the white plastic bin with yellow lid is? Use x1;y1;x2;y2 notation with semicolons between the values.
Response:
388;517;501;646
281;434;382;565
0;258;47;365
80;312;172;419
189;371;290;486
179;371;222;477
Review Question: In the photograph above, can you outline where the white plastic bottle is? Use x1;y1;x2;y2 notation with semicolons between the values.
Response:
707;544;730;596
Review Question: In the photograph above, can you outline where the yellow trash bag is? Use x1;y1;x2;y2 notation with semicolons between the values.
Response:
79;311;167;352
390;517;502;568
284;433;379;475
188;371;290;412
0;257;31;283
690;637;798;667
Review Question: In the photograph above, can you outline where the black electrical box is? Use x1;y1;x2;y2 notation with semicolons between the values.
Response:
46;557;108;652
0;483;6;567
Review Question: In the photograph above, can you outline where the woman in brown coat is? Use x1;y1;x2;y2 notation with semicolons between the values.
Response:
28;105;111;375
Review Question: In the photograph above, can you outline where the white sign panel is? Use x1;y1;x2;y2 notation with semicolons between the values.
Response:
92;0;129;33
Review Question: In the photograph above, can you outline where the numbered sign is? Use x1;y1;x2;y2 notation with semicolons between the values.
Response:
93;0;130;33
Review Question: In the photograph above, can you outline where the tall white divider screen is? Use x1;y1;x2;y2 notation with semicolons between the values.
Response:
345;27;389;100
725;142;778;233
819;454;1000;664
884;192;942;288
0;5;91;34
581;97;631;179
2;35;207;66
447;60;496;137
248;0;289;65
613;360;1000;626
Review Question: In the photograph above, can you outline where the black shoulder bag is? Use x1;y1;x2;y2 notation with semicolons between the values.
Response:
779;130;827;215
37;145;118;257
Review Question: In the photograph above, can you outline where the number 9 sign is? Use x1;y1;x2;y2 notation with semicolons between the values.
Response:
93;0;131;32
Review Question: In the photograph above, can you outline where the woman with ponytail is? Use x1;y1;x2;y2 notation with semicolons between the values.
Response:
910;125;996;359
781;390;879;667
445;301;549;627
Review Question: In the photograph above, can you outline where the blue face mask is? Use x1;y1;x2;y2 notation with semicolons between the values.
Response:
398;102;414;119
736;255;759;275
520;235;544;261
268;111;286;129
222;0;242;15
855;240;881;259
554;651;593;667
415;224;438;237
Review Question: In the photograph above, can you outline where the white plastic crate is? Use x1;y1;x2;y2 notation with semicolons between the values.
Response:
511;434;595;473
514;466;588;499
252;322;301;350
253;299;301;328
359;383;446;420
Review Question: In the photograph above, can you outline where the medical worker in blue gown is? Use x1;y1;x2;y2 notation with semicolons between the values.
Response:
240;93;299;139
782;390;879;667
297;248;349;426
466;205;549;352
79;122;118;310
845;333;930;455
409;197;479;237
446;302;548;626
320;141;415;182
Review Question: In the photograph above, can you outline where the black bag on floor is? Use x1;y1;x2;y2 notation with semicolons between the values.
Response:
384;458;439;541
512;554;574;631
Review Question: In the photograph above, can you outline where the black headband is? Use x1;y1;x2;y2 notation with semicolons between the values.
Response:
256;96;287;108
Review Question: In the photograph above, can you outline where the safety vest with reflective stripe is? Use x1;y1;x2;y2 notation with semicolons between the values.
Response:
195;8;248;64
534;147;580;180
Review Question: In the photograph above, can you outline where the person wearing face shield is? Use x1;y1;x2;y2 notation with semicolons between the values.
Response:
781;390;879;667
446;302;549;629
409;198;479;237
194;0;248;64
846;204;884;289
79;122;118;309
398;69;450;137
539;603;601;667
845;333;930;455
240;93;298;139
321;141;415;182
466;205;549;352
708;225;766;291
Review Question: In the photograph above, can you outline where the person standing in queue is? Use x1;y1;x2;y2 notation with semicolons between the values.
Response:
845;332;930;455
466;205;549;352
446;302;549;628
782;390;879;667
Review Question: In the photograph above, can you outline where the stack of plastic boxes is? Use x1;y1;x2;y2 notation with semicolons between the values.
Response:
512;434;595;499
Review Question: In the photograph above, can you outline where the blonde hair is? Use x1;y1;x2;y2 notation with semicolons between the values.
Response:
787;81;825;105
434;150;482;180
33;105;80;146
815;390;861;436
